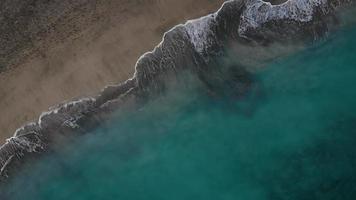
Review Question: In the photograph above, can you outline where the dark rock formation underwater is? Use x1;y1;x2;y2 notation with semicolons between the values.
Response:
0;0;354;182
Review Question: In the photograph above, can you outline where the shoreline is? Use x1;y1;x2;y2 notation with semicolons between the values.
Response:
0;0;224;142
0;0;354;182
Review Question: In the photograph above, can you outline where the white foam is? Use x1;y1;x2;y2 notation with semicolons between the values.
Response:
185;15;216;54
38;97;95;128
239;0;329;37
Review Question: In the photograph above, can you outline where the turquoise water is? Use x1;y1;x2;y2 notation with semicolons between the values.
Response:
2;22;356;200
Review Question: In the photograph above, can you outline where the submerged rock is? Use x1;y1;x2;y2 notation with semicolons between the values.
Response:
0;0;353;182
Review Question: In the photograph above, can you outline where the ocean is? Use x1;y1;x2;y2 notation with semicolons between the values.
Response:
1;10;356;200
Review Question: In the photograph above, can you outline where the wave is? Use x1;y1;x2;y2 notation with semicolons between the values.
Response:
0;0;353;182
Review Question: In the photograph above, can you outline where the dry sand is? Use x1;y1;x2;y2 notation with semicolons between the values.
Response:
0;0;225;142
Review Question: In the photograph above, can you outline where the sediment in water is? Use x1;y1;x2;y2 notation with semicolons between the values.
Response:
0;0;354;182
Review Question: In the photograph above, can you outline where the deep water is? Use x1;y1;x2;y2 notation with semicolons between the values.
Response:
2;21;356;200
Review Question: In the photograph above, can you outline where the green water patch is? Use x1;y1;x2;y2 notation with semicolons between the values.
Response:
2;22;356;200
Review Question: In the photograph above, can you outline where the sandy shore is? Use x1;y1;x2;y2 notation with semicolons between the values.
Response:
0;0;224;142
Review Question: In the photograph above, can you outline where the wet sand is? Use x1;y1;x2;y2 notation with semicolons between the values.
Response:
0;0;224;142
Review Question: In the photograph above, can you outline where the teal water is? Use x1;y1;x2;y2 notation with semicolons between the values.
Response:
2;22;356;200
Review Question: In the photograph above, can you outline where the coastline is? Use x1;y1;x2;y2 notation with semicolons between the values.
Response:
0;0;354;182
0;0;224;143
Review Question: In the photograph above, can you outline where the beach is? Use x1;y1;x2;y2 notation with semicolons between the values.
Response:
1;0;356;198
0;0;224;142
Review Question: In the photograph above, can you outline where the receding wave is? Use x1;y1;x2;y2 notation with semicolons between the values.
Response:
0;0;355;194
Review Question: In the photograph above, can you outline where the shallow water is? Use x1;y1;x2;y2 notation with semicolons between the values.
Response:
2;19;356;200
